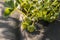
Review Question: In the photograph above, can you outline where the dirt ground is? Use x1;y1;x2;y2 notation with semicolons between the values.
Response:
0;0;60;40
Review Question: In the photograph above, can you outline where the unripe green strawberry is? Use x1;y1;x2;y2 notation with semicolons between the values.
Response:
22;22;29;30
4;8;11;16
27;25;35;32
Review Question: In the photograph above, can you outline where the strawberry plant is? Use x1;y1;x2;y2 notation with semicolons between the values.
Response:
4;0;60;32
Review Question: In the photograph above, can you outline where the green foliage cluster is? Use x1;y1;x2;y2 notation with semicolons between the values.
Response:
4;0;60;32
19;0;60;22
20;0;60;32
